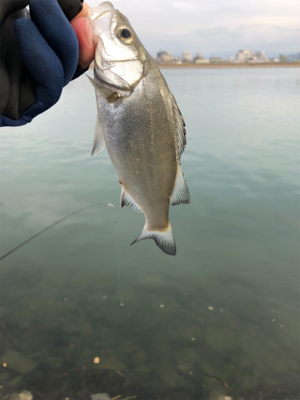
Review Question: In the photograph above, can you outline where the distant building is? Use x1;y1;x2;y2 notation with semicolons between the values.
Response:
279;54;287;62
172;57;182;64
236;49;268;63
286;52;300;62
157;51;173;63
236;49;252;62
209;57;223;63
194;53;209;64
195;59;209;64
253;51;266;60
269;57;280;63
250;51;268;63
182;51;193;62
228;55;234;62
194;53;204;61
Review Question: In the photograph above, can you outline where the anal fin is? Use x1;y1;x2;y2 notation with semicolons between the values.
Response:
171;166;191;205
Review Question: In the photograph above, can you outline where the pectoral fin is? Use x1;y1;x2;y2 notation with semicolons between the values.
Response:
87;75;115;97
91;114;105;156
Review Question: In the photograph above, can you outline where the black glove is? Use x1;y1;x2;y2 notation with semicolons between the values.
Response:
0;0;86;127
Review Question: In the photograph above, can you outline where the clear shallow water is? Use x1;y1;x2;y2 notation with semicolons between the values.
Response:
0;68;299;399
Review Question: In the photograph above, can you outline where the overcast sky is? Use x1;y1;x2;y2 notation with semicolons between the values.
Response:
87;0;300;58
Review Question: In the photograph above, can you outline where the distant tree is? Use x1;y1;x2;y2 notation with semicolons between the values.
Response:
279;54;287;62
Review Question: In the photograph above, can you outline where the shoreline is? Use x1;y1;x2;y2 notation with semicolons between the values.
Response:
158;62;300;69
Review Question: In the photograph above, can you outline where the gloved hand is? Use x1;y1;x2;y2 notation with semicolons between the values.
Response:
0;0;92;127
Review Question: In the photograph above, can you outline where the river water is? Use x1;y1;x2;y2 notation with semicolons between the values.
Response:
0;67;299;399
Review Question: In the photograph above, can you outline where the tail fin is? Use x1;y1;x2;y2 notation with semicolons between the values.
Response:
131;223;176;256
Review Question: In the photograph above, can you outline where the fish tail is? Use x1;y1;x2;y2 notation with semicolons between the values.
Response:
131;223;176;256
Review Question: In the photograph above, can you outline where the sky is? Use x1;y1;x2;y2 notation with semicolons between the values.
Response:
87;0;300;58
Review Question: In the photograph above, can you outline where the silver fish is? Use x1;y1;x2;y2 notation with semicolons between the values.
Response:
88;2;190;255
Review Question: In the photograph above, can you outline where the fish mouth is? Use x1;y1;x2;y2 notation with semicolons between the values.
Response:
90;9;112;21
88;2;115;22
88;2;117;47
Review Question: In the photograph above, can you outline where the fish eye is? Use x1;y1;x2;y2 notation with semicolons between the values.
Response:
121;28;131;39
117;25;135;44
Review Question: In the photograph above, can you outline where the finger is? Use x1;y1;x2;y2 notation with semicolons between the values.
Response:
0;64;10;116
71;1;89;20
29;0;78;85
0;0;29;24
71;17;95;69
57;0;83;21
14;18;64;118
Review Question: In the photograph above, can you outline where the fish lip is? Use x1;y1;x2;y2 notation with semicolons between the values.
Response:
89;9;118;47
89;9;112;21
88;1;116;22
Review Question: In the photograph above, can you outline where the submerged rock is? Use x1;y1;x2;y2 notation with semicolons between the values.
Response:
76;388;92;399
81;320;94;336
200;362;216;376
40;356;63;368
0;351;38;374
157;358;180;388
7;374;23;388
203;377;225;398
119;338;139;354
172;348;199;374
91;394;111;400
7;391;33;400
0;305;8;317
97;349;126;371
173;318;201;340
0;372;11;381
241;373;259;390
135;362;156;374
131;350;147;366
205;326;236;351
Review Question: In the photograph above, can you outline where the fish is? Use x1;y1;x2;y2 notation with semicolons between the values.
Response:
87;2;190;255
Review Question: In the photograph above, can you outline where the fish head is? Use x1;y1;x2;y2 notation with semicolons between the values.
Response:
88;2;144;95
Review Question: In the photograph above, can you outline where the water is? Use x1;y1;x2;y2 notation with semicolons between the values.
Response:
0;68;299;399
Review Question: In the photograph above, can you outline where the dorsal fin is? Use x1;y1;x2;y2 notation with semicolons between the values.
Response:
172;95;187;159
168;94;190;205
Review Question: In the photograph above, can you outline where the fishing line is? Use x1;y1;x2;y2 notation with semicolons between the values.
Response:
0;202;105;261
93;172;124;354
0;182;124;306
113;219;124;307
109;167;124;308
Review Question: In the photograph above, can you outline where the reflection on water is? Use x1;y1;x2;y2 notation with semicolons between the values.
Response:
0;68;299;399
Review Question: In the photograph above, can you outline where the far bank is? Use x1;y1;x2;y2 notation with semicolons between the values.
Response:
158;62;300;69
